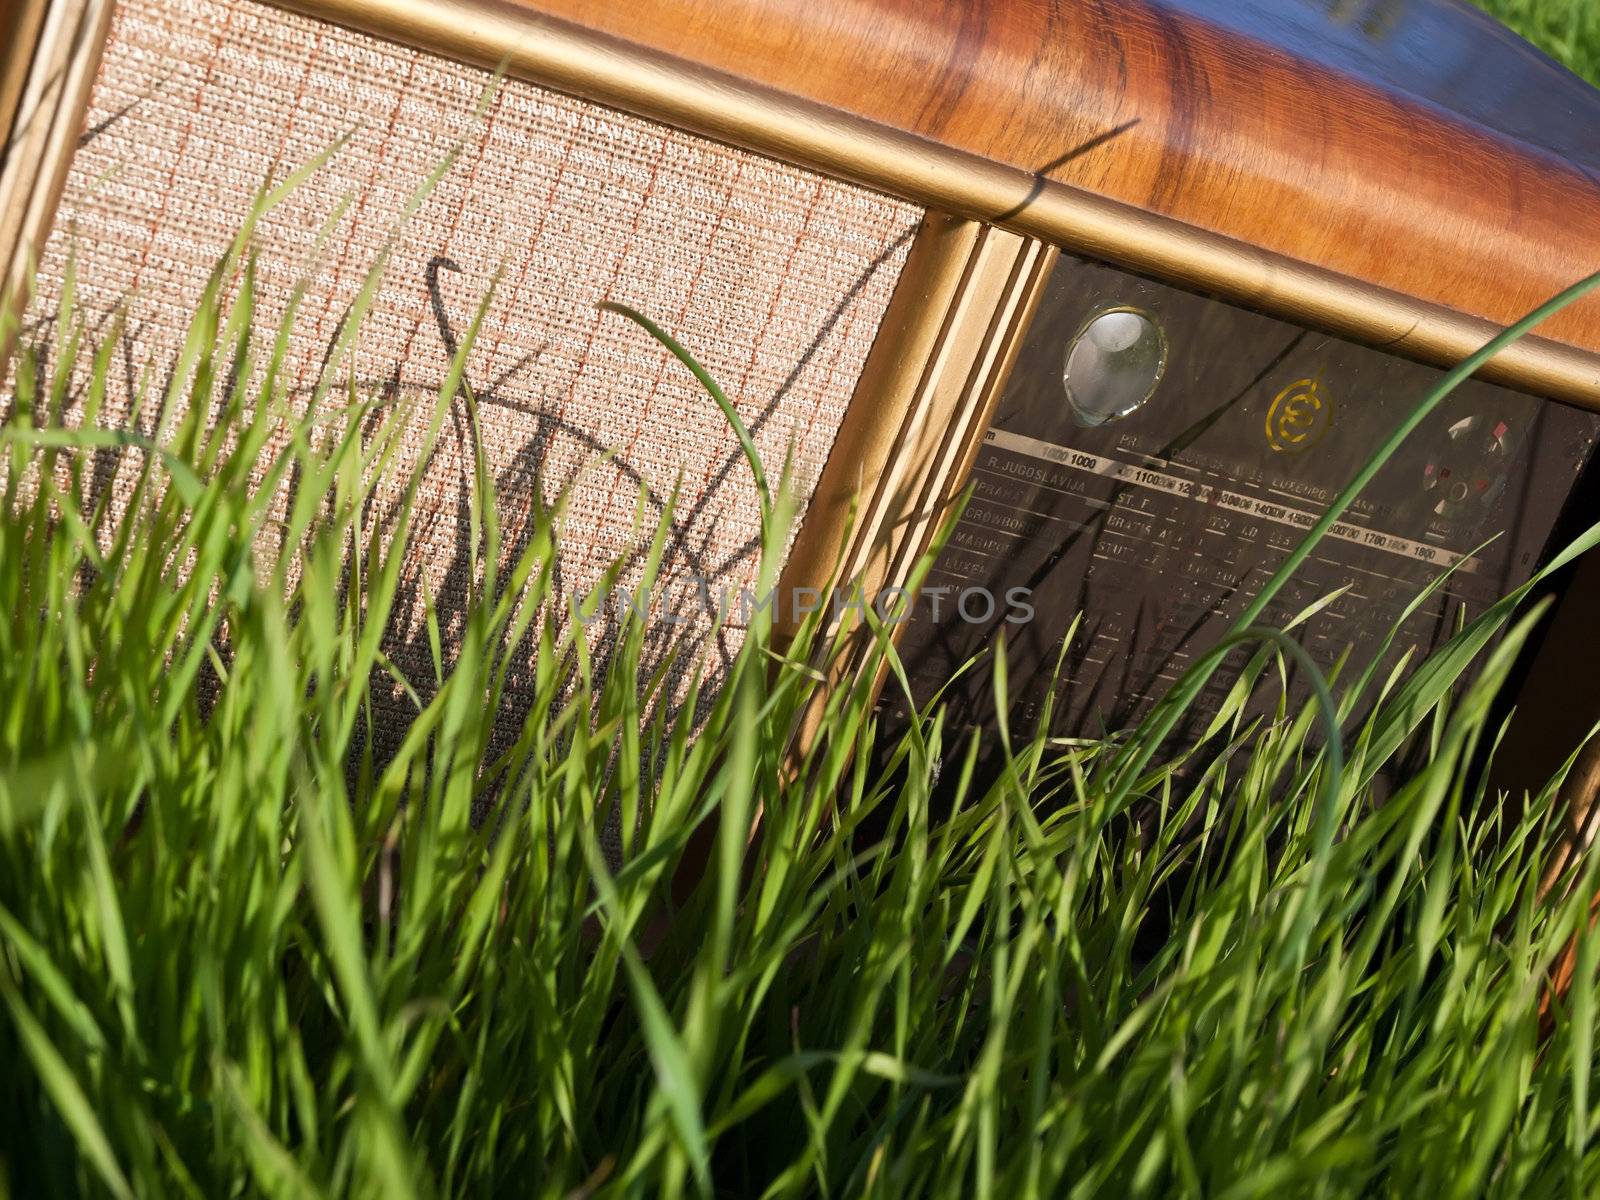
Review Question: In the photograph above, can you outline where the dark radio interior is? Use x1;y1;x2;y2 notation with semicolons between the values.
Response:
879;254;1600;804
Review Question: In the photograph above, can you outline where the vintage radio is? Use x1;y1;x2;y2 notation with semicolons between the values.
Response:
5;0;1600;832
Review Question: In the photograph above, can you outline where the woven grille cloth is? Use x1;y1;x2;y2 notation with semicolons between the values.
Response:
14;0;919;769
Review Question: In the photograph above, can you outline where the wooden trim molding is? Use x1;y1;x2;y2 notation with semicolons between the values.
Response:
781;217;1055;636
0;0;51;160
0;0;114;342
776;218;1053;764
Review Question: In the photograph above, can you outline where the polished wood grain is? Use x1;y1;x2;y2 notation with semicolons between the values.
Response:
0;0;49;171
507;0;1600;355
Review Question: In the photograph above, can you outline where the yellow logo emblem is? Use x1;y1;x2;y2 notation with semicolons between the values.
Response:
1266;377;1333;454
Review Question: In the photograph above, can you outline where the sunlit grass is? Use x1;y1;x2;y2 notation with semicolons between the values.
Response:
5;149;1600;1198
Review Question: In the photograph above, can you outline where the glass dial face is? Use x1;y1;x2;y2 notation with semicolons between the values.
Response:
1063;308;1167;427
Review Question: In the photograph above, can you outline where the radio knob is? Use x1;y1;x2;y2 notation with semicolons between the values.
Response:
1422;414;1513;522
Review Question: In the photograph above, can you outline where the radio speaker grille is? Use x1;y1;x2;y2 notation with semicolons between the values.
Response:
17;0;920;745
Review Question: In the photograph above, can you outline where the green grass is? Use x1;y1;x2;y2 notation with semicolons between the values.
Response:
4;12;1600;1190
1475;0;1600;84
4;175;1600;1197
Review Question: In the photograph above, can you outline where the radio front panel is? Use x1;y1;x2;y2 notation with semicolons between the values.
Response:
883;256;1600;766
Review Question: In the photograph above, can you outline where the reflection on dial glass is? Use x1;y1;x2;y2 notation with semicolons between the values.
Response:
1063;308;1168;427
